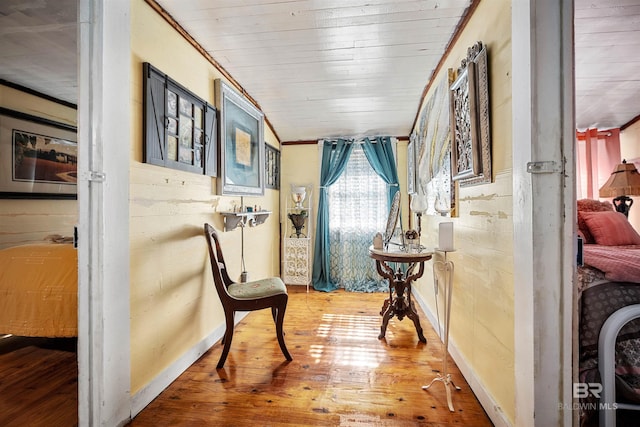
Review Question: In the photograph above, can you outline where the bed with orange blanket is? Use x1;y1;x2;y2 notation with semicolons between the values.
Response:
0;243;77;337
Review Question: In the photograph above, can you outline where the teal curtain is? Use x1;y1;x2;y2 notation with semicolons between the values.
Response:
312;139;355;291
361;136;401;208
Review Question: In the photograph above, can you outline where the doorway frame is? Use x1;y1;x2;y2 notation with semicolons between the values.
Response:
77;0;131;425
512;0;575;426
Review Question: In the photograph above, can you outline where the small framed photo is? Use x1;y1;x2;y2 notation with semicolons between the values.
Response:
265;143;280;190
215;79;265;196
0;108;77;199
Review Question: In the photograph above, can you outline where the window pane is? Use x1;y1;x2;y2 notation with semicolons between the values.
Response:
329;147;387;233
168;136;178;161
194;128;203;146
179;146;193;164
167;117;177;135
194;107;203;128
195;146;202;166
167;91;177;116
179;98;192;116
179;115;193;148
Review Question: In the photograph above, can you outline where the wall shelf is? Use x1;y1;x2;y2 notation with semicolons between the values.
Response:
220;211;272;232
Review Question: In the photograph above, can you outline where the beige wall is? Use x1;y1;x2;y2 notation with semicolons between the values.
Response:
411;0;515;423
0;83;77;249
621;121;640;230
130;0;280;393
280;143;320;269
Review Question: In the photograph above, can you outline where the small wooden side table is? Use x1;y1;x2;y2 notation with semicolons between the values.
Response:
368;246;433;343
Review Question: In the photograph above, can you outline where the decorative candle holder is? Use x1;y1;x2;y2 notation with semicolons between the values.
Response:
291;185;307;209
287;211;307;238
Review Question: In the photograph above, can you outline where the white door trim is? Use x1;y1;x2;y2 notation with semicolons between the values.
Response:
512;1;575;425
77;0;131;425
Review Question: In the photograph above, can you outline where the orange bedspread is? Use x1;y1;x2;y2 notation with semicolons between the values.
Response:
0;243;77;337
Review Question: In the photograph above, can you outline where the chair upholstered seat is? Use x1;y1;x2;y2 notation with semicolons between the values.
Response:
228;277;287;300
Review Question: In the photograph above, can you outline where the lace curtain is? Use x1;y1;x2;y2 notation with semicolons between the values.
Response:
328;146;388;292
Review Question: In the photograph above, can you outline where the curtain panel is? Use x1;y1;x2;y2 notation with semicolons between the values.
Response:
312;139;355;291
576;128;620;200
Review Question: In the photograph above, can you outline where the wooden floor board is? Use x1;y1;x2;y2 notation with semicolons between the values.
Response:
0;337;78;427
129;287;493;426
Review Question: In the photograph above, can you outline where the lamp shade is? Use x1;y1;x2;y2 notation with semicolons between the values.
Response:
410;193;428;214
599;160;640;198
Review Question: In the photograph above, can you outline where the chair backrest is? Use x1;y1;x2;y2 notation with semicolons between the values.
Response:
204;223;235;301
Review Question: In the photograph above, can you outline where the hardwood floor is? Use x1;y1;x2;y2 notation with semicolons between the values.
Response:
129;287;493;426
0;336;77;427
0;287;493;426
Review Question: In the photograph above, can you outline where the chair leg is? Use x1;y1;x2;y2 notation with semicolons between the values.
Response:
275;297;292;362
217;311;235;369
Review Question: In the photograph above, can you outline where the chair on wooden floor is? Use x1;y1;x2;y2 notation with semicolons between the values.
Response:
203;223;292;369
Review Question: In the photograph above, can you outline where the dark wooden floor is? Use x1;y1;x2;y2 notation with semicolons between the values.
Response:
0;287;494;426
129;287;493;426
0;336;77;427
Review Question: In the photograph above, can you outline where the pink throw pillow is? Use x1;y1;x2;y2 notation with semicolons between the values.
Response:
581;211;640;246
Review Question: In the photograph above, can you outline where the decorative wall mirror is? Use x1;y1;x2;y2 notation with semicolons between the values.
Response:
383;191;401;248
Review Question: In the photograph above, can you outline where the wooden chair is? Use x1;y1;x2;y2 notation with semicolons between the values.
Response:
203;223;292;368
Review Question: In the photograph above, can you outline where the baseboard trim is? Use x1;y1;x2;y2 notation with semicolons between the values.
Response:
130;312;248;417
413;291;512;427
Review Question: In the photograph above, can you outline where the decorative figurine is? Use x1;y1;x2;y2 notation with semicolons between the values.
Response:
373;232;384;249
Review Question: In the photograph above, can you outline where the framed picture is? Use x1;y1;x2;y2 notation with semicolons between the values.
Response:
215;79;265;196
143;63;217;177
415;75;456;217
0;108;77;199
265;143;280;190
449;41;492;186
407;132;416;195
449;63;480;181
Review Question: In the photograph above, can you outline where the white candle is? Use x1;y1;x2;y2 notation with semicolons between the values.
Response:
439;222;454;251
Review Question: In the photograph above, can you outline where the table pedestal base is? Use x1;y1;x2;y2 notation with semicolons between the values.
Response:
378;292;426;343
376;262;427;343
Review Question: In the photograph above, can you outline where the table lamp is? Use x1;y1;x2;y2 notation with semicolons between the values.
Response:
599;160;640;217
410;193;428;237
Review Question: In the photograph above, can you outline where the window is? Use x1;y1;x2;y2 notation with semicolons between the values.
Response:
328;145;388;292
143;62;217;176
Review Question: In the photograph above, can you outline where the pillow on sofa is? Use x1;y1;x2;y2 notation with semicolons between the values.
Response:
581;211;640;246
577;199;614;243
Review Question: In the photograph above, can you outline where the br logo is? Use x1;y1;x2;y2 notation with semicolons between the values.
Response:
573;383;602;398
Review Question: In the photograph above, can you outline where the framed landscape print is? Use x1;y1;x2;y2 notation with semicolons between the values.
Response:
215;79;265;196
0;108;77;199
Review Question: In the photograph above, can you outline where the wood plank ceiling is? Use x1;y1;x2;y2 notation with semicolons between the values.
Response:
574;0;640;130
0;0;639;142
153;0;473;142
